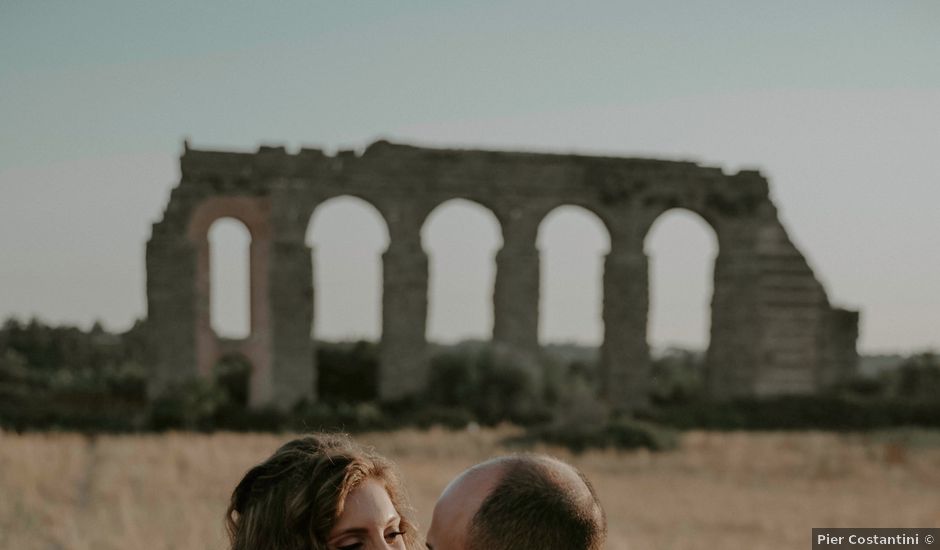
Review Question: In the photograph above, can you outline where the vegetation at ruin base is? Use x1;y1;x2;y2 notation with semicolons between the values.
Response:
1;317;940;452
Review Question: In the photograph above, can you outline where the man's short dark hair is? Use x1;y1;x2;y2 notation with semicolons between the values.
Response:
467;456;606;550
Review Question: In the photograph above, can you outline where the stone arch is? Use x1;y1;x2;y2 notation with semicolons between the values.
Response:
185;195;272;408
186;195;271;243
307;192;393;237
536;204;611;346
421;198;504;343
306;194;390;342
207;217;251;339
643;208;719;354
420;196;506;241
307;193;391;237
637;201;726;253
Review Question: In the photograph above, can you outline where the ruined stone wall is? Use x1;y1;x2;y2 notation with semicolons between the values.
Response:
146;140;858;410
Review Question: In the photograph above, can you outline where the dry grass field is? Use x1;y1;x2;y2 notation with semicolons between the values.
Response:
2;426;939;550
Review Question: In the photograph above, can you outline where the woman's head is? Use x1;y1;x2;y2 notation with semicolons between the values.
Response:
226;433;418;550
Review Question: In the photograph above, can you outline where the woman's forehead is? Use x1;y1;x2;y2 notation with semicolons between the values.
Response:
333;478;399;530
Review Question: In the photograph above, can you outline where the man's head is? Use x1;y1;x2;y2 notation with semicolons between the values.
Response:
426;455;606;550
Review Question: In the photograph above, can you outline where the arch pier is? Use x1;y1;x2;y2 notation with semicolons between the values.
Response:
146;141;858;410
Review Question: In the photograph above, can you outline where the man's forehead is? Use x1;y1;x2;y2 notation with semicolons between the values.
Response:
437;462;505;523
428;463;505;549
441;462;504;506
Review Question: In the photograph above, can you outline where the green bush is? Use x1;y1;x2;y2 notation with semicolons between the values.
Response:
829;352;940;402
213;404;287;432
148;379;228;431
0;318;129;372
317;341;379;404
213;354;252;407
5;316;937;436
293;401;388;432
650;348;705;405
887;353;940;401
641;395;940;431
425;345;549;426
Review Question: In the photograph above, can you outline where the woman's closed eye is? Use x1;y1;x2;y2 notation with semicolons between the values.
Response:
384;528;405;543
333;530;401;550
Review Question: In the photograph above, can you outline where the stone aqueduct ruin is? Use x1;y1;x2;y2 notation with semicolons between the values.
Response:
146;140;858;410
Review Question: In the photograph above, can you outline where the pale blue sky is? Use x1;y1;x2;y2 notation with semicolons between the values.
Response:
1;1;938;352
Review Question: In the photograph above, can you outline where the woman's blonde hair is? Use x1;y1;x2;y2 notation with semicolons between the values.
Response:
226;433;418;550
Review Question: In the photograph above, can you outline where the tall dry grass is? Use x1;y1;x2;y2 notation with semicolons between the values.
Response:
2;427;939;550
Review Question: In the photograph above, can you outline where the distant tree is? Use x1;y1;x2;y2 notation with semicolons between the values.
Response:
891;352;940;401
650;347;704;405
